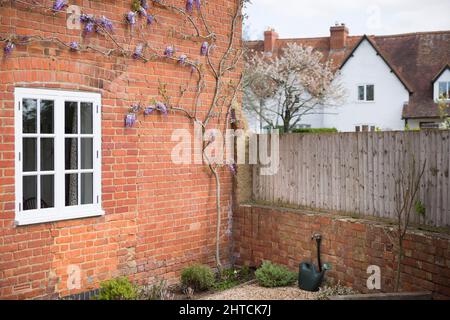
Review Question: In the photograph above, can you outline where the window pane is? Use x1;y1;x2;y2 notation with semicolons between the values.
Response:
41;175;54;208
358;86;365;101
23;99;37;133
420;122;440;129
23;176;37;211
65;138;78;170
81;173;93;205
81;138;93;169
65;101;78;134
366;85;374;101
23;138;37;172
439;82;447;98
81;102;93;134
40;100;54;134
65;174;78;206
41;138;54;171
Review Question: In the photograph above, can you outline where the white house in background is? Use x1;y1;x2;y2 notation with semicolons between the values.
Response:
245;25;450;132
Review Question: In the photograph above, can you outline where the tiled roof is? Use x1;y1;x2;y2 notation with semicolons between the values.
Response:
246;30;450;119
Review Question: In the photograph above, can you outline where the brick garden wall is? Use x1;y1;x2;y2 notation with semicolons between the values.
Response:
0;0;241;299
233;204;450;299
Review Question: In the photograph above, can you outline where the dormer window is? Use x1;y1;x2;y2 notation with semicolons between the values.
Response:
438;81;450;100
433;65;450;101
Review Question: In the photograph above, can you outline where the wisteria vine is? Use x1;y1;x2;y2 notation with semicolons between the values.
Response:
0;0;247;273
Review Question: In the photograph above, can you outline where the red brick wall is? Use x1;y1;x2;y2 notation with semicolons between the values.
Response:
233;205;450;299
0;0;241;299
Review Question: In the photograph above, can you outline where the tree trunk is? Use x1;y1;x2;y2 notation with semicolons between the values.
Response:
395;237;403;292
212;167;223;275
283;117;290;133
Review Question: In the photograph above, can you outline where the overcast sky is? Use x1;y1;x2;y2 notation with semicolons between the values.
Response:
244;0;450;40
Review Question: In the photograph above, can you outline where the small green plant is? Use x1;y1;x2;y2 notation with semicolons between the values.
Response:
139;280;174;300
415;199;426;217
255;261;297;288
214;266;254;291
94;277;138;300
214;269;240;291
404;123;411;131
316;282;356;300
181;264;215;292
239;265;253;282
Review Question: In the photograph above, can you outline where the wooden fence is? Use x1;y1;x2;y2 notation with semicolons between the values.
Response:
252;131;450;228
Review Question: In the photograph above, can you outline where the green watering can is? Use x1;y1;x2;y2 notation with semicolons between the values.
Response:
299;233;331;292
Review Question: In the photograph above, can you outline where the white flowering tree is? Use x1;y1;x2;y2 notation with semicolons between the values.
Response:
438;98;450;128
244;43;345;133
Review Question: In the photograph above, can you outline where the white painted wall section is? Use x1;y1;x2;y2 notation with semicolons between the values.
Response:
323;39;410;132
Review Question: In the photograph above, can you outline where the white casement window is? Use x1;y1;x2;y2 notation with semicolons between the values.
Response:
357;84;375;102
14;88;103;226
438;82;450;100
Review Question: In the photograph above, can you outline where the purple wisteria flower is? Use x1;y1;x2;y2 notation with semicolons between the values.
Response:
131;104;141;113
164;46;174;57
194;0;201;10
186;0;193;13
200;42;208;56
133;44;144;59
141;0;149;10
4;42;14;55
178;54;188;65
53;0;67;11
156;102;168;116
144;106;155;115
125;113;136;128
84;22;95;33
80;14;92;23
228;163;237;176
69;41;80;51
146;14;154;25
97;16;113;31
126;11;137;25
138;7;147;16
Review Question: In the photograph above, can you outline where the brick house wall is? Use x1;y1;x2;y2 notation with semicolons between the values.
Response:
0;0;241;299
234;205;450;299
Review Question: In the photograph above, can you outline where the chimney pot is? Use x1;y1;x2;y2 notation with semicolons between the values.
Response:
264;28;279;53
330;23;349;50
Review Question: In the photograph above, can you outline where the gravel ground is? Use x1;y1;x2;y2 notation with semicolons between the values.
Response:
200;283;317;300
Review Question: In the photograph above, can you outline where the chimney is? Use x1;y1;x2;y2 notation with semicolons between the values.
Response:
264;28;279;53
330;23;349;50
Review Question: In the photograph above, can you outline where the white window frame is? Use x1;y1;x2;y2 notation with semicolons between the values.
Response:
15;88;103;226
357;84;375;102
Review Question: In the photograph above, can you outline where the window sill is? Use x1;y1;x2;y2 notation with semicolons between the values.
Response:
15;208;105;226
356;100;376;104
